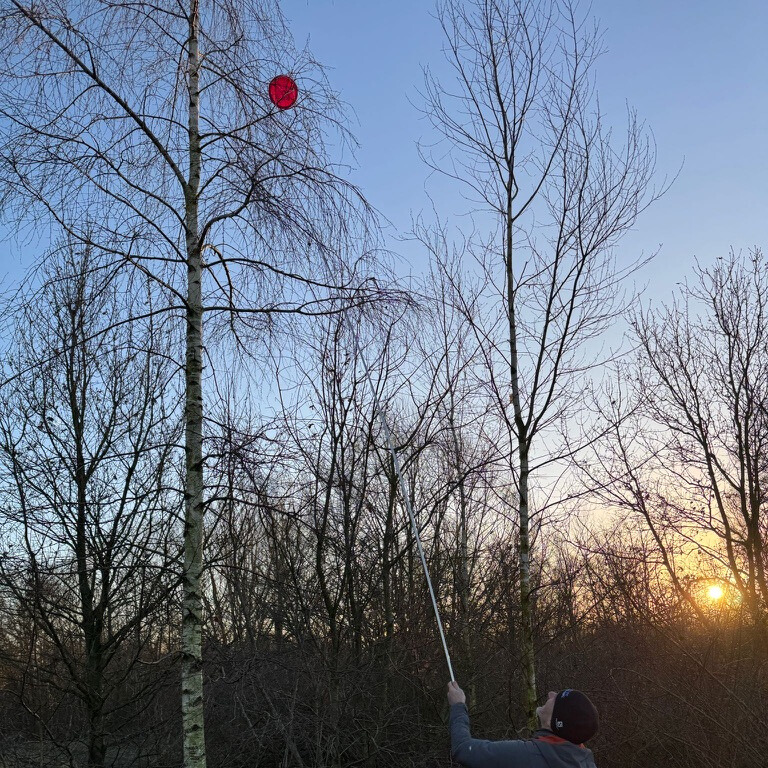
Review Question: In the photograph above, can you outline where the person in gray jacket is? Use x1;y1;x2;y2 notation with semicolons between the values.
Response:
448;681;599;768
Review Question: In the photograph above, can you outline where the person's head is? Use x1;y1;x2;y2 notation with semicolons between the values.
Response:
536;689;599;744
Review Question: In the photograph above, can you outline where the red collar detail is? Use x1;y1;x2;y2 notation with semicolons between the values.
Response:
534;735;585;748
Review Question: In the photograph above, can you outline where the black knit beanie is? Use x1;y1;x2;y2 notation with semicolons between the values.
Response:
550;689;599;744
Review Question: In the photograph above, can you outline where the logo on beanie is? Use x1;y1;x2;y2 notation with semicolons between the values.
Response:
550;689;599;744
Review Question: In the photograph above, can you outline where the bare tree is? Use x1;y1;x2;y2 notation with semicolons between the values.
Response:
0;2;384;764
0;244;181;767
411;245;507;705
585;248;768;644
420;0;660;728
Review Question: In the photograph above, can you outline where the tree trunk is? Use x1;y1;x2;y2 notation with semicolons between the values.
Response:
506;200;537;732
182;2;206;766
86;689;106;768
517;442;537;732
450;401;474;706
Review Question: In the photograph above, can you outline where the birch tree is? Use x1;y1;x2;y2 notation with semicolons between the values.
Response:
422;0;659;728
0;2;380;765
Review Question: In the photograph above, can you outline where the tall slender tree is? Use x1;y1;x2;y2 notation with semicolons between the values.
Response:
421;0;659;728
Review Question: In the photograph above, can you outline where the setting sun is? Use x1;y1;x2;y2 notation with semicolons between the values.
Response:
707;585;724;601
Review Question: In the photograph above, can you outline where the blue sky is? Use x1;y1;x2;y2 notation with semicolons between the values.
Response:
284;0;768;299
3;1;767;301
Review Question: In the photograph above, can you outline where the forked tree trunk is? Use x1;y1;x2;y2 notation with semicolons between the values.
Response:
182;2;206;766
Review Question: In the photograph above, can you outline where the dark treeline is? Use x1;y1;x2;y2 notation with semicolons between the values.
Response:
0;1;766;767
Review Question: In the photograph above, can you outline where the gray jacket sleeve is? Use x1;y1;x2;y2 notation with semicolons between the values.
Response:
450;703;535;768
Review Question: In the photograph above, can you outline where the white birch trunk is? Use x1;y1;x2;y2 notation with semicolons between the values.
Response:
182;2;206;766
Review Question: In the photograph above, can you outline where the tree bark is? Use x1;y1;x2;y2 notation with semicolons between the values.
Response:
182;2;206;766
505;198;537;731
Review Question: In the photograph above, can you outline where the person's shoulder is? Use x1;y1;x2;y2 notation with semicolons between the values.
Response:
531;731;598;766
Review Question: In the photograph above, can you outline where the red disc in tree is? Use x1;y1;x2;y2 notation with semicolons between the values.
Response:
269;75;298;110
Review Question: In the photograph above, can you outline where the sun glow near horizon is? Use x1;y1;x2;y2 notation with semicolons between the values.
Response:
707;585;724;601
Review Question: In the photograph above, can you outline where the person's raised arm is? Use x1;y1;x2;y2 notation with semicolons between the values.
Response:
447;682;529;768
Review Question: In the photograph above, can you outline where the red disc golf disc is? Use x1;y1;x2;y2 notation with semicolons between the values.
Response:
269;75;298;110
